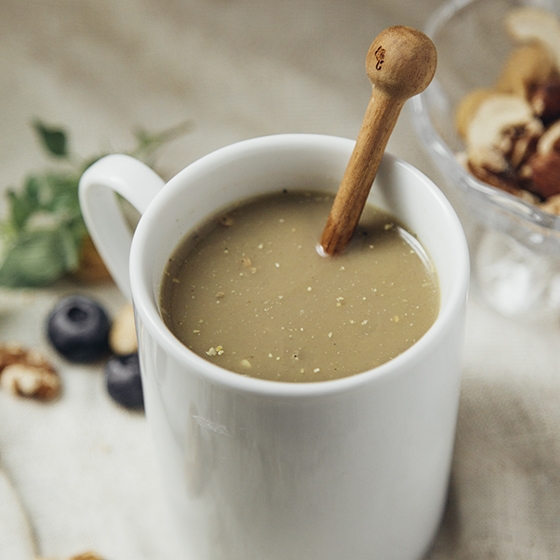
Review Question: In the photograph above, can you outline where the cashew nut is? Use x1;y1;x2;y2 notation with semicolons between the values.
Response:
494;43;557;98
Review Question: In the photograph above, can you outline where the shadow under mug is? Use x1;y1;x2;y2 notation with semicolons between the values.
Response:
79;134;469;560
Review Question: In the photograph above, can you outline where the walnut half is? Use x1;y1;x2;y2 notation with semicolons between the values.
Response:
0;344;60;401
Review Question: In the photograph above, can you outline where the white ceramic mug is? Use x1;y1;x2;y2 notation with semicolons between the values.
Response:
79;134;469;560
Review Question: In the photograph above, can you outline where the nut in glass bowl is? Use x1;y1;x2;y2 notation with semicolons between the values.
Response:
411;0;560;320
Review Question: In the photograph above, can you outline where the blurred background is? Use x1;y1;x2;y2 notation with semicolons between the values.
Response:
2;1;560;559
1;0;444;184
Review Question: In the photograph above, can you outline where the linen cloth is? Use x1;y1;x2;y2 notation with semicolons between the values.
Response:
1;0;560;558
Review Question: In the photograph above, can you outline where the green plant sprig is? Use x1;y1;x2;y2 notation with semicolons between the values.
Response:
0;119;192;288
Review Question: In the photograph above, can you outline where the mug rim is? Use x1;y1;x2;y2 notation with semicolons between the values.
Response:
130;133;469;397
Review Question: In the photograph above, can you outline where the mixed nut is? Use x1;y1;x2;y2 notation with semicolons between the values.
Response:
456;6;560;215
0;296;141;409
0;343;61;401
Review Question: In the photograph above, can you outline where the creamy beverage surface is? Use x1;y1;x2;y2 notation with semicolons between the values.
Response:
160;190;440;382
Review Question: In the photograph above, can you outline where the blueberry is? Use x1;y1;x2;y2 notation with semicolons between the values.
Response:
105;353;144;410
47;295;111;363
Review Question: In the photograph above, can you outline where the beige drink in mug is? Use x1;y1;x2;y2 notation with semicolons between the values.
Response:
79;26;469;560
160;190;440;382
159;25;443;386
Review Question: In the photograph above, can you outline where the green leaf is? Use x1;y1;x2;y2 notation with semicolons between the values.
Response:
0;228;84;287
7;189;31;231
6;177;43;231
0;118;192;287
58;223;84;270
40;173;80;214
23;175;41;207
130;120;193;164
33;120;68;158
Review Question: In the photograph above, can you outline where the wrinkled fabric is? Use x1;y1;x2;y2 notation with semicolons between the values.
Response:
1;1;560;558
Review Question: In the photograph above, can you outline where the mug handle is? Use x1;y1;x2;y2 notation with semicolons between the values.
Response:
79;154;165;301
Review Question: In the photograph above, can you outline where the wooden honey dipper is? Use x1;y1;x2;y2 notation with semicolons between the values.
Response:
320;26;437;256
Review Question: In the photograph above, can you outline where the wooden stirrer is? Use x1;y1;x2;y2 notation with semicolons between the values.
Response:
319;26;437;256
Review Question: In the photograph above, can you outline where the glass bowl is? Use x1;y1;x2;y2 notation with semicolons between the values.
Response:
411;0;560;320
